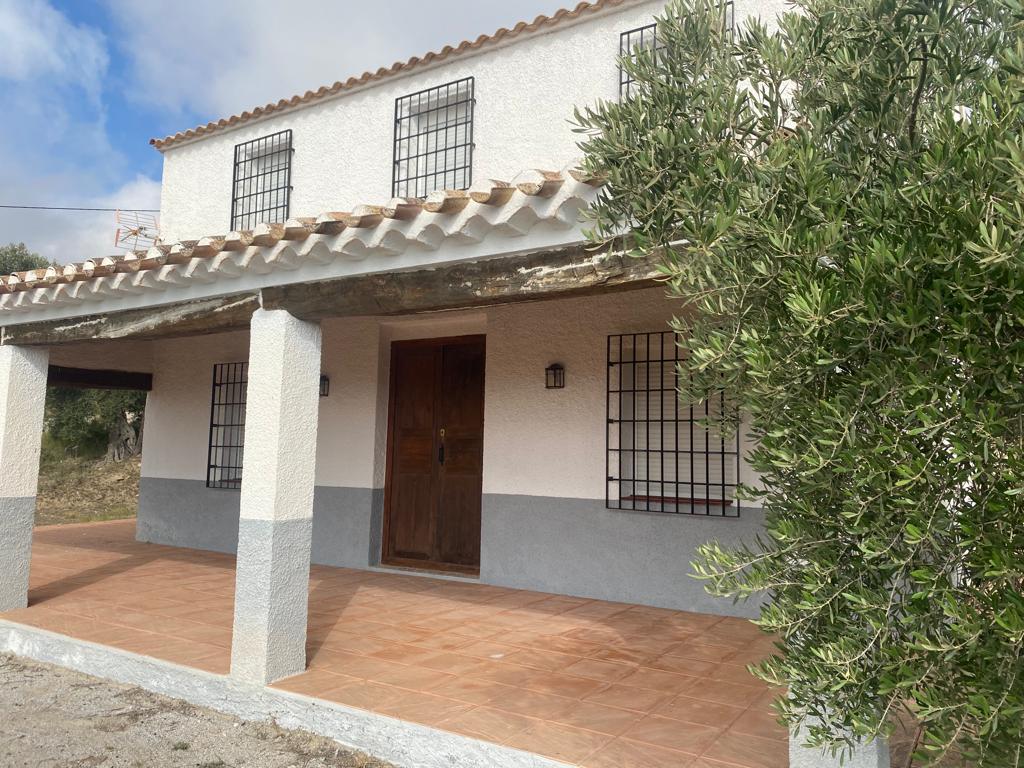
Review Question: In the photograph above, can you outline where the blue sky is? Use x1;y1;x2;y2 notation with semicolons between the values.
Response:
0;0;561;263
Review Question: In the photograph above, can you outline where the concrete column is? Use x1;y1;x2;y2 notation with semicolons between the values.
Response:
0;345;49;612
230;309;322;685
790;724;891;768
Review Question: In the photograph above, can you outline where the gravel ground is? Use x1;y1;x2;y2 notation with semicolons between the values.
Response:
0;654;394;768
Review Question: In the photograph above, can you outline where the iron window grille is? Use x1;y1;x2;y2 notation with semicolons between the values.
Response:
392;77;475;198
606;331;741;517
230;129;293;232
207;362;248;489
619;23;664;101
618;5;735;101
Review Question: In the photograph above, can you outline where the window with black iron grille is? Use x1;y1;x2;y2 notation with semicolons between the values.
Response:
618;5;735;101
207;362;248;489
606;332;741;517
392;77;474;198
230;130;293;231
619;23;663;100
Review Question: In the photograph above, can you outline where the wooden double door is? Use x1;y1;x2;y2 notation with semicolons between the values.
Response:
383;335;486;573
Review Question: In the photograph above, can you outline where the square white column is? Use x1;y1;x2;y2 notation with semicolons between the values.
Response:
0;345;49;612
230;309;322;685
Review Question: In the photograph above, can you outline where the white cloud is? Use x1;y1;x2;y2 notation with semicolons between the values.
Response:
104;0;562;119
0;0;108;98
0;1;157;264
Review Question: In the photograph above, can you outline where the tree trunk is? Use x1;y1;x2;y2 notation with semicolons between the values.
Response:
105;412;138;462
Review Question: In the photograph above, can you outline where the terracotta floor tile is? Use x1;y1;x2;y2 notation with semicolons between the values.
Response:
306;647;365;671
501;648;578;672
447;621;507;641
523;671;606;700
273;669;355;698
166;621;233;648
706;663;763;686
699;731;788;768
470;661;544;688
620;667;701;693
648;655;721;678
562;658;636;683
426;676;515;705
582;737;698;768
410;633;474;652
489;688;578;721
590;645;660;666
661;695;745;729
314;632;395;657
672;678;766;709
504;721;613;765
726;706;787;742
455;640;521;661
368;643;436;665
416;651;491;676
667;642;740;664
550;699;644;736
439;706;537;743
319;680;406;712
372;663;457;692
584;683;676;713
375;692;475;727
625;714;723;755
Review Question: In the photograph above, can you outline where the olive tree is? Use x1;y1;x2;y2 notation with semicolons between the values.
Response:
577;0;1024;764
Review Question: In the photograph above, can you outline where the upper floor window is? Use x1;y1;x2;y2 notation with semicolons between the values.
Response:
393;77;475;198
606;331;741;517
619;6;734;101
231;129;293;231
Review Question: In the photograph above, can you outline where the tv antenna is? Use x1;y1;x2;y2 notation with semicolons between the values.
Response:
114;209;160;251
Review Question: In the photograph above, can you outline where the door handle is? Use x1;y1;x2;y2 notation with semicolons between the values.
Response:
438;443;445;465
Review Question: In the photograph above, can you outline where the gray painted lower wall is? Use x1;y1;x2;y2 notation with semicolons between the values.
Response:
0;496;36;611
138;479;764;617
480;494;766;618
137;478;377;569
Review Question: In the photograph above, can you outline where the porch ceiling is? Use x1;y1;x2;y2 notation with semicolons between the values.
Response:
3;520;786;768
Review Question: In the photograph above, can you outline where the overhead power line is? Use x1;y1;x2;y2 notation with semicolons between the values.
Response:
0;204;159;213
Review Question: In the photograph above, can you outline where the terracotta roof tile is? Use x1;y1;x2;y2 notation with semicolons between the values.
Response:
150;0;632;150
0;167;605;314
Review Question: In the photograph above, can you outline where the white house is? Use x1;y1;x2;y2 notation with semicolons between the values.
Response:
0;2;889;766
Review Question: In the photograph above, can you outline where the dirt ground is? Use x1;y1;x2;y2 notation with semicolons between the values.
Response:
0;654;393;768
35;455;140;526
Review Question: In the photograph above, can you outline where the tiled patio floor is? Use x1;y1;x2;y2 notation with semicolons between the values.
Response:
1;520;786;767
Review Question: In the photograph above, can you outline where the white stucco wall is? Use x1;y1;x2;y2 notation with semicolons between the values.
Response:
156;0;786;243
141;287;758;500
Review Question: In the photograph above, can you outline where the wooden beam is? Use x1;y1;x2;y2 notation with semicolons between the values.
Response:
261;242;662;322
1;243;661;347
47;366;153;391
0;292;260;347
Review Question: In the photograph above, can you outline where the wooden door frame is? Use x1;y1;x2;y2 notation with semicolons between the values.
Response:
381;333;486;575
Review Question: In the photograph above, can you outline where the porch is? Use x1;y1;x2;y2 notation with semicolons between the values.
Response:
1;519;786;768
